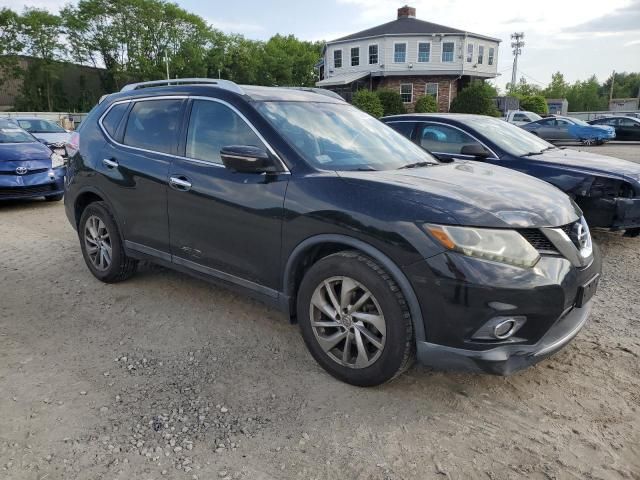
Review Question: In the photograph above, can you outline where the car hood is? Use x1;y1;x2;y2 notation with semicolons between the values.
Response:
0;142;52;162
339;161;580;228
534;148;640;180
29;132;71;145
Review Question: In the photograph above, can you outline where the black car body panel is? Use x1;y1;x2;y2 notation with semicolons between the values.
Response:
588;116;640;141
382;114;640;232
65;84;602;376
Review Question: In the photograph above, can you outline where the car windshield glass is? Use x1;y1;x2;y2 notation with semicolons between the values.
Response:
255;101;438;171
464;116;554;156
569;118;589;126
17;119;66;133
0;120;35;143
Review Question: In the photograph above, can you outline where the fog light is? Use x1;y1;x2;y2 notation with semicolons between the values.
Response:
494;319;517;339
472;315;526;341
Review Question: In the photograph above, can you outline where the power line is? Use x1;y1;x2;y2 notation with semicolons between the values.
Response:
519;70;547;86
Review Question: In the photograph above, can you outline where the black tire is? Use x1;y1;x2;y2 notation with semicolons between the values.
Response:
296;250;415;387
78;201;137;283
45;193;64;202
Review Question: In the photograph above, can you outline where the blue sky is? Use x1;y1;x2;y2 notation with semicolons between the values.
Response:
6;0;640;91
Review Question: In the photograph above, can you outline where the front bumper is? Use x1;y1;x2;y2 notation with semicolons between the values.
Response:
404;245;601;375
0;168;65;200
416;301;592;374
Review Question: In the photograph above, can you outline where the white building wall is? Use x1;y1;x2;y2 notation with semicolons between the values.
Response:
323;35;499;79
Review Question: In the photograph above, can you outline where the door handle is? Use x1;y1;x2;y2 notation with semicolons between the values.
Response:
169;176;192;191
102;158;119;168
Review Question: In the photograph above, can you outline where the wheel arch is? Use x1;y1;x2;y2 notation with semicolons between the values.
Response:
73;187;120;229
282;234;426;342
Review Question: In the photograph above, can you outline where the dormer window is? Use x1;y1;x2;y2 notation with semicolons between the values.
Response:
351;47;360;66
394;43;407;63
334;50;342;68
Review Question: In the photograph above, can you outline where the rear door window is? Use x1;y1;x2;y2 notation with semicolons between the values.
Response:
386;121;415;139
123;99;183;154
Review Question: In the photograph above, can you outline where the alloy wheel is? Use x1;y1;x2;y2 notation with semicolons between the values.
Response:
84;215;112;271
309;276;386;369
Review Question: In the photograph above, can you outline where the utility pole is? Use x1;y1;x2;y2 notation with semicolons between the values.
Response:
510;32;525;92
609;70;615;108
164;52;170;80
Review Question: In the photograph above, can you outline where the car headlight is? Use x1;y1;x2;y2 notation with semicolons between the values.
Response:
424;224;540;268
51;152;65;168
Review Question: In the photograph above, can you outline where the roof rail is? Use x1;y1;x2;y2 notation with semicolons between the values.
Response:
283;87;345;102
120;78;245;95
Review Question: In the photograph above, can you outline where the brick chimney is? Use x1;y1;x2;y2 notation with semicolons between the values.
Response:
397;5;416;19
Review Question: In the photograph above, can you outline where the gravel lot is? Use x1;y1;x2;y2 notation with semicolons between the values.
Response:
1;144;639;480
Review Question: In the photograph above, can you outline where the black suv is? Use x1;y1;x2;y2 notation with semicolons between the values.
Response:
65;79;601;386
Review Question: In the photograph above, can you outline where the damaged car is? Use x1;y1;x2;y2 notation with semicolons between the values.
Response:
383;114;640;237
521;116;615;145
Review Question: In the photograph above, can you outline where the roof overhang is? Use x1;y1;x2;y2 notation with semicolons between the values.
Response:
371;70;497;79
316;71;371;87
326;32;501;47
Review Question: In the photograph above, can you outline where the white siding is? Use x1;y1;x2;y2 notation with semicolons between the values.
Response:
323;34;499;78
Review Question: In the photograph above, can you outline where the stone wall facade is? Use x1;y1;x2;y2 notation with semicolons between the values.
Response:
374;75;459;112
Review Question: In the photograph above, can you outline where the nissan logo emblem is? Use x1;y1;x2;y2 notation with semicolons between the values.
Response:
16;166;28;175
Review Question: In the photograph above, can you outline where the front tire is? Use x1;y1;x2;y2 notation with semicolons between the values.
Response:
297;251;415;387
78;202;137;283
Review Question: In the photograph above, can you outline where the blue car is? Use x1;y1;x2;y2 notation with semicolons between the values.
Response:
382;114;640;236
521;116;615;145
0;119;66;202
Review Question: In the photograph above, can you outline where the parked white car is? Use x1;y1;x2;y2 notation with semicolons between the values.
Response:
9;117;72;157
503;110;543;126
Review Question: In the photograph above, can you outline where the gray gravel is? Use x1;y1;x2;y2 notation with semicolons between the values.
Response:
1;144;639;479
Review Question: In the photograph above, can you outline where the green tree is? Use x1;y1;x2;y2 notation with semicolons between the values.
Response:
17;8;65;111
376;88;405;115
519;95;548;115
566;75;607;111
414;94;437;113
450;80;500;116
542;72;569;99
352;89;383;117
507;77;541;97
0;8;24;87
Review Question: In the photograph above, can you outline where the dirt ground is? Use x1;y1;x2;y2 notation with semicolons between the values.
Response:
1;145;639;480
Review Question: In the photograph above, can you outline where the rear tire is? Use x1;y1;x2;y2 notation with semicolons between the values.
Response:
45;193;63;202
78;201;137;283
296;250;415;387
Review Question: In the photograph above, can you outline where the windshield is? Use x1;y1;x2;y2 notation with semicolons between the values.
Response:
464;116;555;156
17;119;66;133
0;120;36;144
255;101;438;171
568;117;589;126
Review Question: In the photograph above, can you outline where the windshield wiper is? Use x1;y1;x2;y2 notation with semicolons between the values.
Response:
398;161;434;170
347;167;378;172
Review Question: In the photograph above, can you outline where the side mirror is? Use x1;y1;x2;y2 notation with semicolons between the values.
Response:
220;145;279;174
460;144;491;159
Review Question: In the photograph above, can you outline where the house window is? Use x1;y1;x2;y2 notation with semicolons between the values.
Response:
350;47;360;66
488;47;495;65
425;83;438;99
442;42;454;62
394;43;407;63
478;46;484;65
400;83;413;103
466;43;474;63
418;42;430;62
369;44;378;64
334;49;342;68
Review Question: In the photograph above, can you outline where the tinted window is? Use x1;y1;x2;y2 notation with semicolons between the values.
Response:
123;99;182;154
418;123;481;154
102;103;129;138
186;100;263;164
538;118;555;126
618;118;637;127
387;122;415;138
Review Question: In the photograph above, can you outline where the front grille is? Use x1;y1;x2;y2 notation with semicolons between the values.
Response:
0;184;57;198
0;168;49;176
519;229;558;252
519;221;578;254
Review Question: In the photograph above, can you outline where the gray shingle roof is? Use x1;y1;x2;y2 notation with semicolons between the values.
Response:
331;17;498;43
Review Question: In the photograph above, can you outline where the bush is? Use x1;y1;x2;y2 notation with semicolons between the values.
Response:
352;89;384;118
450;80;501;116
376;88;406;116
519;95;549;115
414;94;438;113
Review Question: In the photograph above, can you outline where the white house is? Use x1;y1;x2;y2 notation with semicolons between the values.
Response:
316;5;501;111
